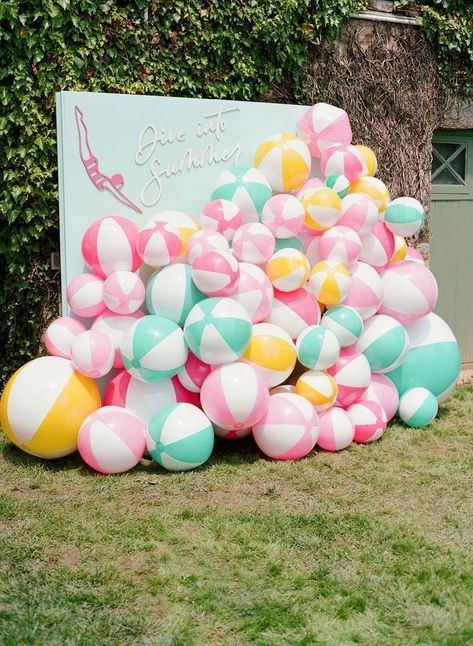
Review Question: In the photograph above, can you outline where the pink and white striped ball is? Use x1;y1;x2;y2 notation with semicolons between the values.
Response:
43;317;86;359
177;351;212;393
191;249;240;297
338;193;378;236
200;362;269;431
319;225;362;266
232;223;276;265
102;271;145;315
186;229;230;265
200;199;242;241
378;260;438;326
135;221;182;267
296;177;324;199
78;406;146;474
232;262;274;323
347;400;387;443
342;261;383;321
320;144;365;182
296;103;352;158
406;246;425;265
360;373;399;422
252;392;319;460
302;234;323;267
214;425;252;440
92;309;144;369
71;329;114;379
328;347;371;408
317;407;354;451
67;273;106;319
265;287;320;340
81;215;141;278
359;221;395;269
261;194;305;239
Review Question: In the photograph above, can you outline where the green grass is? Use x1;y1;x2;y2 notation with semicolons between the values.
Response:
1;387;473;645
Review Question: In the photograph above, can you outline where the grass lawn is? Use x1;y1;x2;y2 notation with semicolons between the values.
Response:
0;386;472;645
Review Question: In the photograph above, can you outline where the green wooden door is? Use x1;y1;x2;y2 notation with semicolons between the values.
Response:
430;130;473;365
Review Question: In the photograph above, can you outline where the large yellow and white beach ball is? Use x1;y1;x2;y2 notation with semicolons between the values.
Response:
254;133;311;193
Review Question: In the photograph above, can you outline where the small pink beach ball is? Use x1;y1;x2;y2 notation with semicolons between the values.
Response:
360;373;399;422
43;317;86;359
317;407;354;451
186;229;230;265
200;199;242;241
177;351;212;394
191;249;240;297
338;193;378;236
232;223;276;265
347;400;387;443
327;347;371;408
261;194;305;239
135;221;182;267
265;287;320;340
231;262;274;323
71;329;114;379
319;225;362;266
81;215;141;278
359;221;395;269
102;271;145;315
342;261;383;321
91;309;144;369
67;273;106;319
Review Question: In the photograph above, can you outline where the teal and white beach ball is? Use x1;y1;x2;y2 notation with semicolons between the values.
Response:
398;387;438;428
147;403;214;471
184;297;252;365
146;264;205;327
211;166;272;224
355;314;409;373
296;325;340;370
321;305;363;348
383;197;425;237
121;315;188;383
324;173;350;198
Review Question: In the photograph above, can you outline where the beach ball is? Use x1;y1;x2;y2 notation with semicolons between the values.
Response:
360;373;399;422
355;314;409;373
266;249;310;292
191;249;239;297
347;400;387;443
214;425;252;440
103;370;200;424
321;305;363;347
81;215;141;278
328;347;371;407
151;211;200;253
254;133;311;192
71;330;114;379
121;315;187;383
359;221;395;269
342;261;382;321
252;393;319;460
186;229;230;265
309;261;351;306
67;273;106;318
386;313;460;402
184;297;252;365
324;173;350;198
135;221;182;267
200;199;242;240
231;262;273;323
317;407;354;451
320;144;366;182
211;166;272;224
43;317;86;359
296;103;352;157
398;387;438;428
383;197;425;237
406;246;424;264
177;351;212;393
319;225;362;266
147;403;214;471
200;362;269;431
261;194;305;239
0;356;101;458
146;264;205;327
378;260;438;326
349;177;390;212
271;384;297;395
391;235;407;263
302;234;323;267
296;370;338;411
266;287;320;340
297;177;324;198
92;309;144;369
300;187;341;233
102;271;145;315
338;193;378;236
296;325;340;370
275;237;304;253
232;222;275;264
242;323;296;388
78;406;146;474
354;145;378;177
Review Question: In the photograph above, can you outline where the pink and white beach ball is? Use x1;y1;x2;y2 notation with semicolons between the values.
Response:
359;221;395;269
327;347;371;408
296;103;352;158
342;261;383;321
186;230;230;265
92;309;144;369
360;373;399;422
102;271;145;315
302;234;323;267
200;199;242;241
214;425;253;440
406;246;425;265
317;407;354;451
338;193;378;236
231;262;274;323
81;215;141;278
347;400;387;443
71;329;114;379
67;273;106;319
177;351;212;393
296;177;324;199
135;221;182;267
78;406;146;474
232;223;276;265
43;317;86;359
200;362;269;431
261;194;305;239
319;225;362;266
320;144;365;182
252;393;319;460
191;249;239;297
265;287;320;340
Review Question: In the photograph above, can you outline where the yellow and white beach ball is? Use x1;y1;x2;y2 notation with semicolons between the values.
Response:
296;369;338;411
390;235;407;263
354;145;378;177
242;322;297;388
266;248;310;292
300;187;342;233
254;133;311;193
0;357;101;459
349;177;390;213
309;260;352;306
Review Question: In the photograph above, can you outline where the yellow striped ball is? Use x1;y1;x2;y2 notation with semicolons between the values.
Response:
255;133;311;193
309;260;352;306
266;248;310;292
349;177;390;213
354;145;378;177
242;323;297;388
296;370;338;411
300;187;341;232
391;235;408;263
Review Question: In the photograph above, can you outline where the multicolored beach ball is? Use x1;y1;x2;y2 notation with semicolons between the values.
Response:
211;166;272;224
254;133;311;192
146;264;205;327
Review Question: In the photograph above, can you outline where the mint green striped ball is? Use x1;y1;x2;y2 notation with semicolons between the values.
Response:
398;387;438;428
274;237;304;253
296;325;340;370
324;173;350;198
384;197;425;237
146;264;205;327
321;305;364;348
